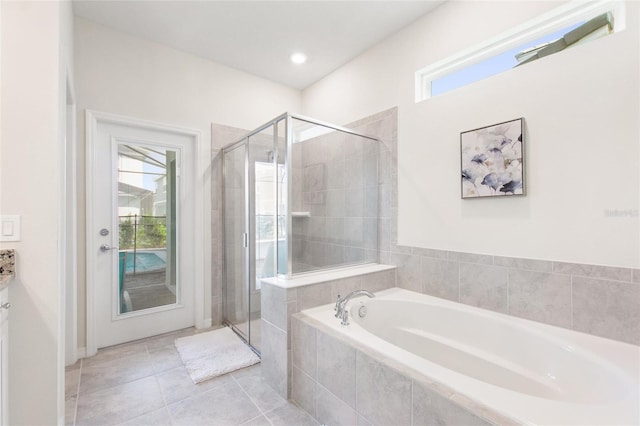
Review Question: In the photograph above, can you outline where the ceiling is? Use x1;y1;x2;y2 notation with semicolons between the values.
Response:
72;1;444;90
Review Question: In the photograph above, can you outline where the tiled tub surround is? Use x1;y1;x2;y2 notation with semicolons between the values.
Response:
389;248;640;346
0;249;16;289
291;289;640;426
260;264;396;399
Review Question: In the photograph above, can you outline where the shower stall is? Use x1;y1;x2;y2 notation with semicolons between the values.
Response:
222;113;379;353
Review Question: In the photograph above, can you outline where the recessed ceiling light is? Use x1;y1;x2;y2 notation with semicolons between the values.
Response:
290;53;307;65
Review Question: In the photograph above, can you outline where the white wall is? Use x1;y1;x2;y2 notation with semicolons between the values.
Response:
0;1;74;423
74;18;302;347
302;1;639;268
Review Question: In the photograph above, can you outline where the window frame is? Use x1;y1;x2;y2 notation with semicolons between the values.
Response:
415;0;626;102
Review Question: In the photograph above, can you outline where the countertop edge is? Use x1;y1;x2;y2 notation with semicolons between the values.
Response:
0;274;14;291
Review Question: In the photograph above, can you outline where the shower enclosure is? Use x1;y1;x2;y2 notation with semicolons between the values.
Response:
222;113;379;353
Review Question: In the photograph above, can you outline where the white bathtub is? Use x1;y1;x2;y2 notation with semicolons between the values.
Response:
301;288;639;425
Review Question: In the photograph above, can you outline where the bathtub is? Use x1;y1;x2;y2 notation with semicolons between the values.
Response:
299;288;639;425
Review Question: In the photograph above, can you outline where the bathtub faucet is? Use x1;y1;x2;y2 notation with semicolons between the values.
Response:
335;290;375;325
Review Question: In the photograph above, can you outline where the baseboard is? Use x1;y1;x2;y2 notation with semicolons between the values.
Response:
197;318;212;330
64;347;86;367
77;346;87;359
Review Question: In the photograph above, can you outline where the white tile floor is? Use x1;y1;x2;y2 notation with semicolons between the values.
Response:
65;327;318;426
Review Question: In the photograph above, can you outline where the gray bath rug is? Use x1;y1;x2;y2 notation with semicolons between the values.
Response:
175;326;260;383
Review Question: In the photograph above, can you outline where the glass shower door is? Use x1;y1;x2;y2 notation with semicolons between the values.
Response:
246;127;279;353
222;119;282;354
223;143;249;340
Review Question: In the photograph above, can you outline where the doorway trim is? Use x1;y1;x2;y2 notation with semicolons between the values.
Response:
64;72;77;366
85;110;207;357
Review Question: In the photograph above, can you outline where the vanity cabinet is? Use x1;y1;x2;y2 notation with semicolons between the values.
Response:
0;286;8;426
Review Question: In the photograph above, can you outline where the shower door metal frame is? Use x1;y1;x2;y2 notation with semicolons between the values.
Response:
221;113;381;345
221;115;284;354
221;138;253;349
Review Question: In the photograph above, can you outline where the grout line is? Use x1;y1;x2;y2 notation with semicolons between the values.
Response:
570;275;574;329
354;351;358;417
314;376;318;421
154;362;171;413
506;268;510;314
258;406;279;426
410;379;413;426
149;330;208;425
240;413;272;426
230;372;272;420
72;358;83;426
457;262;461;302
85;334;181;425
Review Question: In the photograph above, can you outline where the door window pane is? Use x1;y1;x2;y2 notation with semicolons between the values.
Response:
117;144;178;314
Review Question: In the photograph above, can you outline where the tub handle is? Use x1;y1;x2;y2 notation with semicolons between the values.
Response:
340;310;349;326
358;305;367;318
334;294;341;317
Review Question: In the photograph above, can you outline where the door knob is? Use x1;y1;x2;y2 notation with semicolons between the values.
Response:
100;244;119;252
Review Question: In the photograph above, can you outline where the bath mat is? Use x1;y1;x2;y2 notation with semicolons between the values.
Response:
174;327;260;383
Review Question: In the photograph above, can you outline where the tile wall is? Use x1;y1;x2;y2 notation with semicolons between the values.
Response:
291;127;379;273
389;247;640;345
291;314;511;426
260;267;397;399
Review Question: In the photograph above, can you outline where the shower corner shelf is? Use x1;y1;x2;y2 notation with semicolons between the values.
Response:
291;211;311;218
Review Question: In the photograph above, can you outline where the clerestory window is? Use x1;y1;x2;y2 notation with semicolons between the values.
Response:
415;1;625;102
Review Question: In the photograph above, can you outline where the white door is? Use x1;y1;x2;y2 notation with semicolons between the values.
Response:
87;112;199;350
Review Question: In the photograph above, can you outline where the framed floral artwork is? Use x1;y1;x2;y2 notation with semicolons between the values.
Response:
461;118;524;199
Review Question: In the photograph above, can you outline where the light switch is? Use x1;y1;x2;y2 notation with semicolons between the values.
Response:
0;215;20;241
2;221;13;236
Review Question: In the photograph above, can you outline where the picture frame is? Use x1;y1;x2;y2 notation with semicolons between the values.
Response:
461;118;524;199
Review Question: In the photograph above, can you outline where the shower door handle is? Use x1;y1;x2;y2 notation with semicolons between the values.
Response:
242;233;248;248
